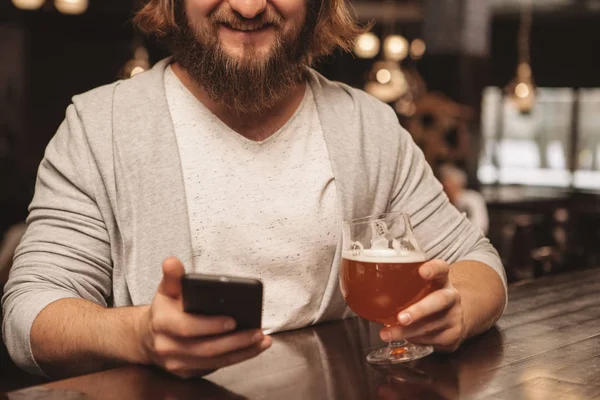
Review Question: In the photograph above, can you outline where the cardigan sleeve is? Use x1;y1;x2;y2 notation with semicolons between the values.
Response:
2;104;113;376
389;122;507;295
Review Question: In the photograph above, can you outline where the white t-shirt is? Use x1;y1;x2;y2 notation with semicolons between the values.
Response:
164;66;338;333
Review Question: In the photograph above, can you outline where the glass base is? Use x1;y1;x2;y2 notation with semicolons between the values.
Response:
367;340;434;364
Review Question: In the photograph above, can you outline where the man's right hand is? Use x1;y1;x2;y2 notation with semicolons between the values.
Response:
138;257;272;379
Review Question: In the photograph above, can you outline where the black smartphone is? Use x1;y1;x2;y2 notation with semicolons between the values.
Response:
181;273;263;332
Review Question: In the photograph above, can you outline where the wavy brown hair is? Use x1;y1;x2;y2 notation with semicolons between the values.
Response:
133;0;366;60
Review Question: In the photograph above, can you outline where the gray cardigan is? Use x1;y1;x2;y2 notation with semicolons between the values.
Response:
2;59;506;375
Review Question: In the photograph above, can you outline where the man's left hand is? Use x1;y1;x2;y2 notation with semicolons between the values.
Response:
379;259;466;352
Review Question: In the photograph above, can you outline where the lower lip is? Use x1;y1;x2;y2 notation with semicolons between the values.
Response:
219;24;275;41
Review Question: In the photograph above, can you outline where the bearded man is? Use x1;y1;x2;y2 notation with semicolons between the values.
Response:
2;0;507;379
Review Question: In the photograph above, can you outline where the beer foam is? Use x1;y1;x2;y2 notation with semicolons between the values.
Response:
342;249;426;263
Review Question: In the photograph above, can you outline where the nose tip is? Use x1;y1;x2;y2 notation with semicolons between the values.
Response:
228;0;267;19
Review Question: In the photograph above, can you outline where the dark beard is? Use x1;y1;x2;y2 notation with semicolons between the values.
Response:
170;7;312;115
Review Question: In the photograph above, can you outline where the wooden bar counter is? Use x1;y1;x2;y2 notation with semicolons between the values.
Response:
4;268;600;399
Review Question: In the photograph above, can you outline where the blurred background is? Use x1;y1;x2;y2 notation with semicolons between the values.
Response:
1;0;600;283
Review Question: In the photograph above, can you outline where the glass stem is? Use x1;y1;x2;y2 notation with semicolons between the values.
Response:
389;340;408;348
388;340;408;356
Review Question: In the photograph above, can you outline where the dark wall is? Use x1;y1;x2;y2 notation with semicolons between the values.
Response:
20;10;135;162
490;13;600;88
0;4;135;233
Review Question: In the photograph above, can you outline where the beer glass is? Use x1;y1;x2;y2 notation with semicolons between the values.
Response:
340;211;434;364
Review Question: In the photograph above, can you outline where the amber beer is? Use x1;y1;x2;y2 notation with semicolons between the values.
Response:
340;250;433;326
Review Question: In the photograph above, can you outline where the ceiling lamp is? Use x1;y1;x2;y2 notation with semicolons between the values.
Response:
506;62;536;114
354;32;381;59
505;1;536;113
383;35;409;62
11;0;45;10
54;0;88;15
125;63;148;78
364;60;408;103
394;68;428;117
410;39;426;60
121;44;151;79
364;0;423;105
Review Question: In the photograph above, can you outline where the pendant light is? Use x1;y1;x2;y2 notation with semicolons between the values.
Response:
54;0;88;15
365;60;408;103
11;0;45;10
354;32;381;59
121;35;151;79
364;0;409;103
410;39;426;60
383;34;409;62
505;0;536;114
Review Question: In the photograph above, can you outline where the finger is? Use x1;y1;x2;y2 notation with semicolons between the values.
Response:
158;257;185;299
155;329;265;358
187;330;266;358
406;329;445;346
408;325;463;352
396;288;457;327
164;336;272;378
382;310;450;341
154;312;237;338
201;335;272;371
419;259;449;284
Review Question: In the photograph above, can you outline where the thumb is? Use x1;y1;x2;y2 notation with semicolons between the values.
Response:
158;256;185;299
